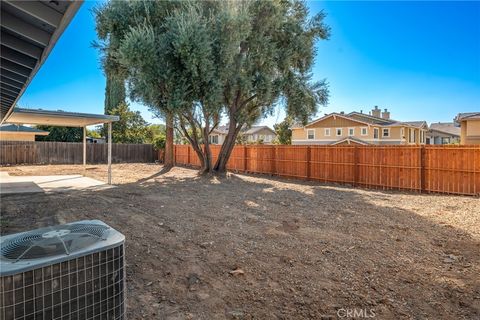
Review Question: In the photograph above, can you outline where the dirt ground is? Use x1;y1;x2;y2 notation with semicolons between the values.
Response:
1;164;479;319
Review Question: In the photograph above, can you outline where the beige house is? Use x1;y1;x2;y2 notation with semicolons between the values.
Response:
0;124;49;141
427;122;460;145
454;112;480;145
209;125;276;145
292;107;428;145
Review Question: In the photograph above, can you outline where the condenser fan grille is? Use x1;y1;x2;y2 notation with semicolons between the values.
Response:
1;224;109;260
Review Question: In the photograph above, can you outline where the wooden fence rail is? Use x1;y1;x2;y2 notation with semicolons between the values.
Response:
174;144;480;196
0;141;157;165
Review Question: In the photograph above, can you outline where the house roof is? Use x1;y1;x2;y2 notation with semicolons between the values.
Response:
0;124;49;135
330;137;369;145
211;125;228;135
305;112;372;127
455;112;480;122
401;121;428;129
212;125;275;135
429;122;460;136
347;112;395;125
303;111;428;129
243;126;275;135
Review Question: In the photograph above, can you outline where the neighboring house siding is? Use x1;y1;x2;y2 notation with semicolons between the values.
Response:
245;128;276;143
0;132;37;141
292;116;376;143
209;133;226;145
292;113;427;146
461;120;480;145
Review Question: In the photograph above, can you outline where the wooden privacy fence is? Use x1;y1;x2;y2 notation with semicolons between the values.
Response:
0;141;157;165
174;144;480;196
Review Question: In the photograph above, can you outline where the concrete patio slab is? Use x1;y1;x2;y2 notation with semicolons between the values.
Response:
0;173;113;194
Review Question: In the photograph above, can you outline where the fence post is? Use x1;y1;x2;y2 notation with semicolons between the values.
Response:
272;146;277;176
187;145;190;165
354;146;359;186
306;146;311;180
420;145;426;193
244;146;248;172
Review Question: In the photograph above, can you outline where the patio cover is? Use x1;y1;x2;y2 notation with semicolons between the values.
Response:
4;108;119;184
0;0;83;122
6;108;118;127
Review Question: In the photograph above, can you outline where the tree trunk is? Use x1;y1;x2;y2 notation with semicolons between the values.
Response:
213;119;241;173
201;124;213;174
164;112;174;168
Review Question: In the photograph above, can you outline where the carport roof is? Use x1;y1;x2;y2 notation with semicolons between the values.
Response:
4;108;119;127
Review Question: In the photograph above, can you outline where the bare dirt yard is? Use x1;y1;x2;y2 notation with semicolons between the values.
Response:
1;164;479;319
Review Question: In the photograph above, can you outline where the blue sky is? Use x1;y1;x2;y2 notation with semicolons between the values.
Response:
19;1;480;127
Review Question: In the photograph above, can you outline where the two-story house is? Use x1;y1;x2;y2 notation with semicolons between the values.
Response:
291;106;428;145
454;112;480;145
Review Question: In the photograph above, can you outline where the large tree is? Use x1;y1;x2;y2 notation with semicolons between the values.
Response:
274;117;293;145
94;1;178;166
96;0;329;173
211;0;330;172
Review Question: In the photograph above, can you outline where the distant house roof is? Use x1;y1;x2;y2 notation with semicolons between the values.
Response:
429;122;460;136
401;121;428;129
455;112;480;122
0;124;49;135
212;125;275;135
243;126;275;135
211;125;229;135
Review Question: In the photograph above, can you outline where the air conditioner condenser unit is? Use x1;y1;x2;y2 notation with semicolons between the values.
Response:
0;220;126;320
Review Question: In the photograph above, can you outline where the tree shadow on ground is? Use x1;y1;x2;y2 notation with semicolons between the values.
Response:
1;167;479;319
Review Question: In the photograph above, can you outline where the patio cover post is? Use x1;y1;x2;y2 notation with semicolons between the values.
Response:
83;126;86;167
108;122;112;185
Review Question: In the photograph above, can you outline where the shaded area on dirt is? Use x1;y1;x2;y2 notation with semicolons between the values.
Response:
1;164;479;319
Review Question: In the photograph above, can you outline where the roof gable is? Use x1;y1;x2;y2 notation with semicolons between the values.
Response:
305;113;372;127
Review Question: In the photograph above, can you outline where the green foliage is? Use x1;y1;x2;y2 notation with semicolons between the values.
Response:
146;124;166;150
94;0;330;172
36;126;82;142
86;128;101;139
105;73;126;114
152;135;166;150
107;102;152;144
274;118;293;145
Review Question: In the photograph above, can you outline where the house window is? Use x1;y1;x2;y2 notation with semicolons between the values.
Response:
336;128;342;136
307;129;315;140
373;128;379;139
401;128;405;138
361;127;368;136
348;128;354;136
324;128;331;136
210;135;218;144
382;128;390;137
409;129;416;143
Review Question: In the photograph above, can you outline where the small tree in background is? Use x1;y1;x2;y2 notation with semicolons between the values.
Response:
107;102;152;144
36;126;82;142
274;118;293;145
